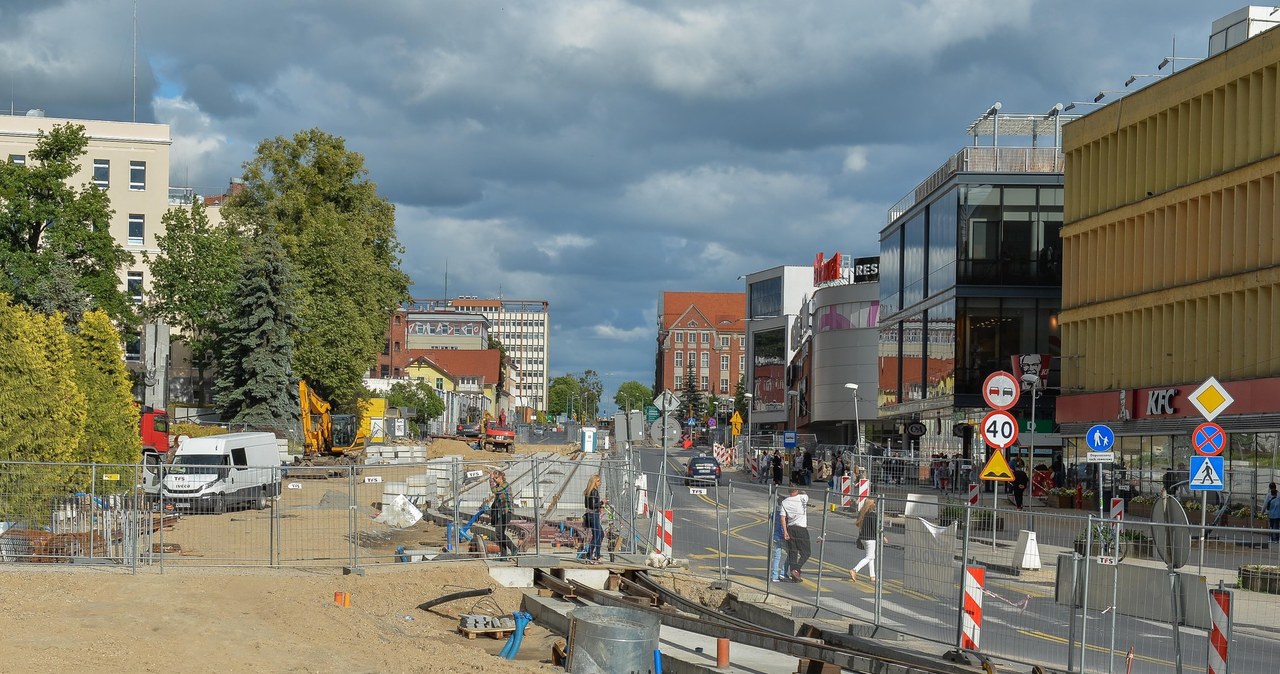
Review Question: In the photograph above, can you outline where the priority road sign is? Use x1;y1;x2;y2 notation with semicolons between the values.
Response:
1189;456;1225;491
1188;376;1234;422
1085;424;1115;452
982;371;1021;410
980;410;1019;449
1193;422;1226;456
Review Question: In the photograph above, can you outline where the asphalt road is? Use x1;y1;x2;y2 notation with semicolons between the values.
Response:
633;445;1277;674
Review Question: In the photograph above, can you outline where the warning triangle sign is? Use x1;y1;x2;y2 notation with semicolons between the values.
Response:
1191;459;1224;488
980;450;1016;482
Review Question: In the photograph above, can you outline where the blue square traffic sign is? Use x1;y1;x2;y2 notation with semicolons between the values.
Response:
1188;456;1225;491
783;431;797;448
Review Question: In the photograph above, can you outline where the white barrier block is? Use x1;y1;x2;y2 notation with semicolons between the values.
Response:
1012;529;1042;570
903;493;939;521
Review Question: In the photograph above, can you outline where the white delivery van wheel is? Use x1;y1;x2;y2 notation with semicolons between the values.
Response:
255;488;269;510
212;494;226;515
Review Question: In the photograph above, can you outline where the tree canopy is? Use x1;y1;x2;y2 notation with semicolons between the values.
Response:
144;200;244;386
613;380;652;412
384;380;445;436
223;128;409;410
0;123;132;325
213;227;298;430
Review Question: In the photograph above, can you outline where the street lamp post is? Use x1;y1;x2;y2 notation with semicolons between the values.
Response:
844;383;861;453
1021;374;1043;463
743;393;754;450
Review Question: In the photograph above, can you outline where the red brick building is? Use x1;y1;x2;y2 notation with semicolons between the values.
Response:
655;291;746;398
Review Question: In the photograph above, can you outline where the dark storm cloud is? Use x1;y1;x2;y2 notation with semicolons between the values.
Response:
0;0;1245;400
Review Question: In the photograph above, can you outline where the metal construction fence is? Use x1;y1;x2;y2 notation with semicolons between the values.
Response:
0;454;643;569
665;468;1280;674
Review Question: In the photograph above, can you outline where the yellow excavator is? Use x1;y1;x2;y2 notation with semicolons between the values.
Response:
297;380;368;473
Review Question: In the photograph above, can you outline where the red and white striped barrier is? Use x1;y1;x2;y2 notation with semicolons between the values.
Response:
654;509;674;558
840;476;852;508
746;452;760;479
856;478;870;510
968;483;980;507
634;473;651;517
1207;586;1232;674
712;443;737;467
961;566;984;651
1110;497;1125;522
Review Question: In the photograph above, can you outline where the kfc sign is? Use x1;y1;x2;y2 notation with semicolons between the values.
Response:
813;252;843;285
1146;388;1178;415
1011;354;1052;390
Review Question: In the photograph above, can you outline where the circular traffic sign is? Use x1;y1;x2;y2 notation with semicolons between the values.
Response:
1192;422;1226;456
980;410;1019;449
1151;494;1191;570
1085;424;1115;452
707;417;717;429
982;371;1022;410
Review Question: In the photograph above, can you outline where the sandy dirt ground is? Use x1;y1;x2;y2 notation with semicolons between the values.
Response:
0;439;589;674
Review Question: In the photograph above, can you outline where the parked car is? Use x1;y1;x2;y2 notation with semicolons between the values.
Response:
456;421;482;438
685;455;722;486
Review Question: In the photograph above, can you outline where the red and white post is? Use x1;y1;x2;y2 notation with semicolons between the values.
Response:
968;482;980;508
1110;497;1125;523
960;566;984;651
856;478;870;510
654;509;674;558
840;475;852;508
1207;585;1233;674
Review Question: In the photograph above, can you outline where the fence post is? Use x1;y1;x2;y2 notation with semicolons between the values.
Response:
950;503;973;660
813;489;830;606
533;455;542;556
873;497;884;626
270;466;277;567
1079;518;1094;671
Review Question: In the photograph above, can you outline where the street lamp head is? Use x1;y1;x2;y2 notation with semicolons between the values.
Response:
743;393;753;399
1021;373;1040;385
843;383;859;391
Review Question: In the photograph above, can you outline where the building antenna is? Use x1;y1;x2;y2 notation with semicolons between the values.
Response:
444;258;449;299
132;0;138;122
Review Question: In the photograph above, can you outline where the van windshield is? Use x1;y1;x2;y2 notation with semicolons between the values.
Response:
171;454;230;475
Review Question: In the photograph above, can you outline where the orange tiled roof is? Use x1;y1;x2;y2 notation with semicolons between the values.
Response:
661;291;745;332
409;348;501;384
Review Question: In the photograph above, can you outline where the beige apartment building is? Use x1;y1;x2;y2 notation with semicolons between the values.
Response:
1;110;172;356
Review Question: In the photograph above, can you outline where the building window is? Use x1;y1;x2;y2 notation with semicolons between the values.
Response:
686;331;695;343
674;375;683;389
700;352;709;368
393;341;401;352
124;331;141;362
129;161;146;190
674;352;683;368
435;378;443;390
128;214;144;246
720;378;729;393
739;355;745;370
127;271;143;304
93;159;109;188
720;336;729;348
675;332;683;343
380;364;390;378
720;355;729;370
8;154;24;165
701;332;710;344
700;375;709;390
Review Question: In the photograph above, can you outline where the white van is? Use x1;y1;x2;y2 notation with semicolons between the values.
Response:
161;432;282;514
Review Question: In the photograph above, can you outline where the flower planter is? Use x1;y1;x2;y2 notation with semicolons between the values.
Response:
1048;494;1074;508
1238;566;1280;594
1127;502;1154;519
940;515;1005;531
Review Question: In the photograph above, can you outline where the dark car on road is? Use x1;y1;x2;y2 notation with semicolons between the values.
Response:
456;421;482;438
685;455;721;486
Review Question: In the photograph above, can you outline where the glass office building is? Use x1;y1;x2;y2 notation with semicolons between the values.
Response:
876;125;1067;458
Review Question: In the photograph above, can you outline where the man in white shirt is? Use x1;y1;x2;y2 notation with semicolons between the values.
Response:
780;488;810;580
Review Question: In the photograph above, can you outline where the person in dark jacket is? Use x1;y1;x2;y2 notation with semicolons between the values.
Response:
488;470;519;557
582;474;606;564
1011;461;1030;510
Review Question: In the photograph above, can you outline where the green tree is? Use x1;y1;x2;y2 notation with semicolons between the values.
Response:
144;200;244;395
488;335;509;395
614;380;652;413
547;375;581;419
70;310;142;477
733;377;748;417
577;370;603;423
225;128;409;409
0;124;133;325
213;227;298;430
680;360;702;421
385;379;445;436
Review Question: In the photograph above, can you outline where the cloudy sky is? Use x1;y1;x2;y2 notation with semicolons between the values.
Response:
0;1;1247;406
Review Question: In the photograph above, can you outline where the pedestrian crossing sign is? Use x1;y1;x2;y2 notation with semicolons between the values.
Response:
979;449;1016;482
1188;456;1225;491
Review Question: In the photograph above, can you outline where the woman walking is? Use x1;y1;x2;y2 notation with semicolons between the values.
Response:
850;498;880;582
582;475;606;564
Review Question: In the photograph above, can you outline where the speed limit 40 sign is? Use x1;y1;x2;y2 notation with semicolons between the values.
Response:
980;410;1019;449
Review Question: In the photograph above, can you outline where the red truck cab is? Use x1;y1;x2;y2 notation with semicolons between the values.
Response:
140;406;172;456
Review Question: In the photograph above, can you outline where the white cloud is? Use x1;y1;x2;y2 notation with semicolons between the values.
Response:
534;233;594;260
591;323;651;340
624;164;828;225
843;146;870;173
